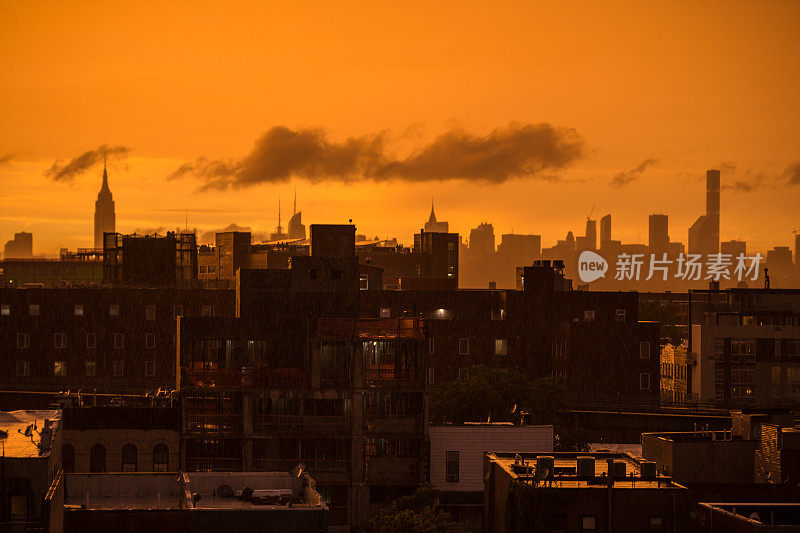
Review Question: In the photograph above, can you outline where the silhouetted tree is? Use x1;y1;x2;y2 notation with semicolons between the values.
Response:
429;365;588;451
364;486;466;533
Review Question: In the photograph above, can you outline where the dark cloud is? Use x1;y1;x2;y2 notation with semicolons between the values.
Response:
784;161;800;186
131;226;168;235
720;165;769;193
609;158;658;187
198;223;268;244
45;145;131;183
169;123;584;189
0;153;14;167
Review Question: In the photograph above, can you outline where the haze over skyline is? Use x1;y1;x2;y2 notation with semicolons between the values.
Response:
2;1;799;255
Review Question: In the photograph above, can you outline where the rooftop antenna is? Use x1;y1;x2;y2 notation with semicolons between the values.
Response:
293;187;297;216
586;205;595;221
185;209;188;231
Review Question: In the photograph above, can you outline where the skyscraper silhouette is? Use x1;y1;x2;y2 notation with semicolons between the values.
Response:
688;170;720;256
93;158;116;249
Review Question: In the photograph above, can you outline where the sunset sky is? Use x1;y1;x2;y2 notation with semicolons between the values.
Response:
1;1;799;255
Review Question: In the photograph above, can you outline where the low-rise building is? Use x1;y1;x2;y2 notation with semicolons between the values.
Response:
63;471;328;533
484;451;689;533
0;409;63;532
430;424;552;532
698;503;800;532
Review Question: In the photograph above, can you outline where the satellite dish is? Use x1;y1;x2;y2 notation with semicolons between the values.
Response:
217;484;233;498
24;424;33;437
536;467;550;481
510;404;517;414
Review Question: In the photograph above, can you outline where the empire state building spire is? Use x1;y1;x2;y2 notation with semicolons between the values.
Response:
93;156;116;248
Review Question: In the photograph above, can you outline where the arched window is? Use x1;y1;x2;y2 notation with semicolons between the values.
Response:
89;443;106;473
122;443;138;472
62;443;75;473
153;443;169;472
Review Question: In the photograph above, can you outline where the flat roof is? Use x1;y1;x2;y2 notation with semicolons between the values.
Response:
488;452;681;490
0;410;60;459
64;472;326;511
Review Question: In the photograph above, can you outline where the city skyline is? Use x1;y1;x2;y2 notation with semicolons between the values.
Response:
2;1;800;254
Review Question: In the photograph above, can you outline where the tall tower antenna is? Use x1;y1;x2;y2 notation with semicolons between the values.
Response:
278;198;281;230
293;187;297;216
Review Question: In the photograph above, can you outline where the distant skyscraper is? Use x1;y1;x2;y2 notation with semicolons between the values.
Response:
795;233;800;267
93;159;116;249
269;198;288;241
469;223;495;255
3;231;33;258
287;190;306;240
585;219;597;250
721;240;746;258
648;214;669;256
688;170;720;256
423;200;449;233
600;214;611;245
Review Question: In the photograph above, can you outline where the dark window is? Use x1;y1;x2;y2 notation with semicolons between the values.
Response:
90;443;106;473
581;515;597;532
446;451;459;482
649;516;665;532
331;269;342;280
153;443;169;472
122;443;137;472
458;339;469;355
62;444;75;473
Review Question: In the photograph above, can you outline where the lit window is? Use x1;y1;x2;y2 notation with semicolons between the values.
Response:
446;451;460;482
494;338;508;356
380;308;391;318
584;310;595;322
640;341;651;359
53;361;66;376
615;309;626;322
109;304;119;316
86;361;96;377
114;361;124;377
359;274;369;290
146;333;156;349
86;333;96;349
145;361;155;376
458;339;469;355
640;373;650;390
1;304;10;316
74;304;84;316
10;494;28;520
54;333;66;349
28;304;39;316
114;333;124;349
16;361;29;377
16;333;28;349
145;305;156;321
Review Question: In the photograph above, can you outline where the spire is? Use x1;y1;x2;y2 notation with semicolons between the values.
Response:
293;187;297;216
99;155;110;194
278;197;281;229
428;197;437;223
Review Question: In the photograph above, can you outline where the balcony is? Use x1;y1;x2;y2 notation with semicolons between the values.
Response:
254;415;350;433
185;366;309;389
184;413;243;434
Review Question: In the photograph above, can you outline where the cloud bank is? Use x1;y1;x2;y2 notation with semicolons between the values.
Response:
169;124;585;189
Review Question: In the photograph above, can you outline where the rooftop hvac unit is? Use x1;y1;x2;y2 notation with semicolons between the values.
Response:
640;461;657;481
577;456;595;478
613;461;627;479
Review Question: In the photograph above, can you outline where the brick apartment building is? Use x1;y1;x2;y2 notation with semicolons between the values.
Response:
0;287;234;394
689;288;800;408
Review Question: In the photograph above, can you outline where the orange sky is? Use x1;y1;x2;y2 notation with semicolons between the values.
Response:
1;0;799;255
